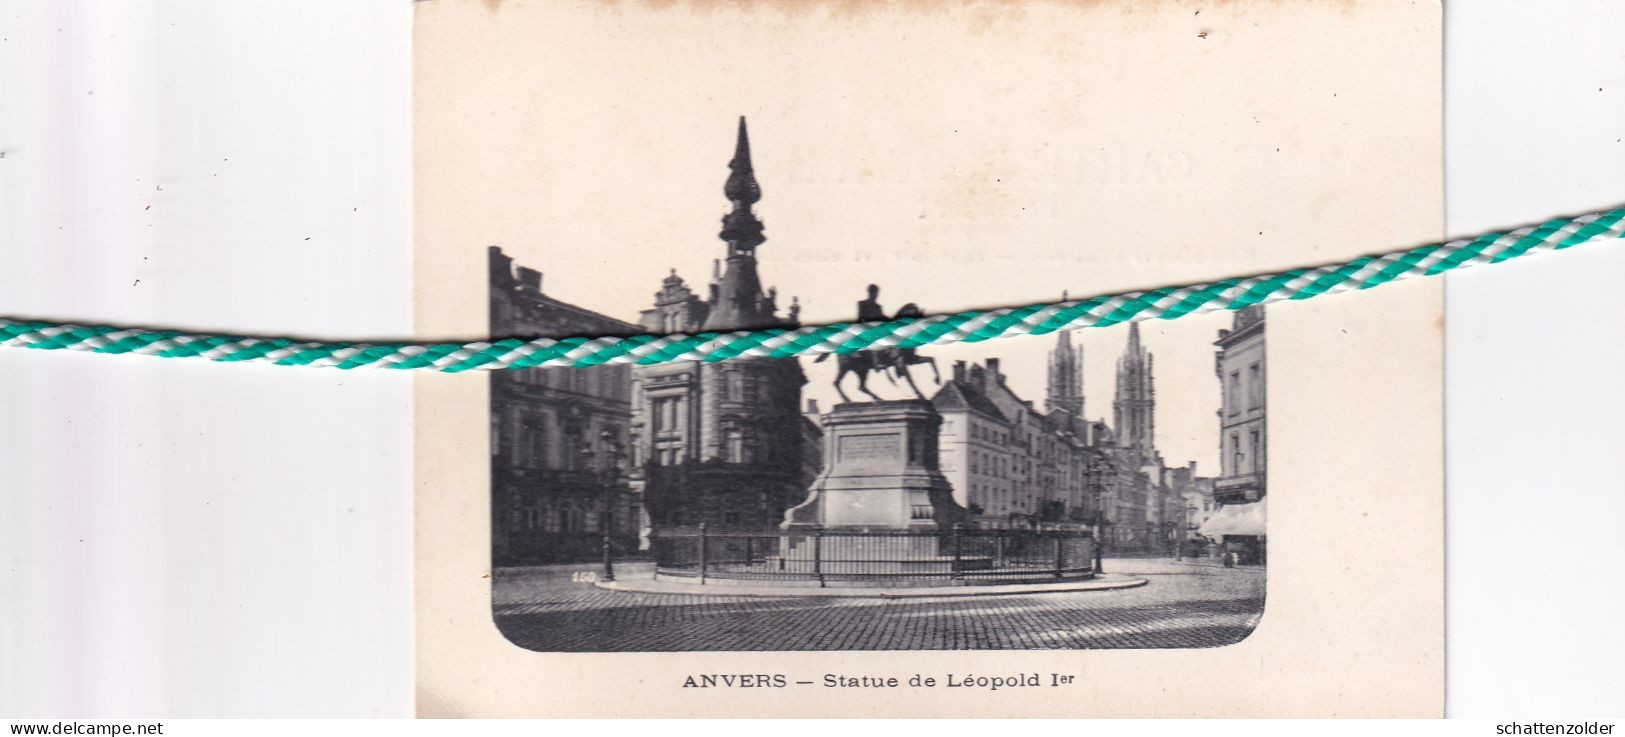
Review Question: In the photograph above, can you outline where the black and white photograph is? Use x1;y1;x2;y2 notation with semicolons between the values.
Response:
409;0;1449;715
485;119;1268;652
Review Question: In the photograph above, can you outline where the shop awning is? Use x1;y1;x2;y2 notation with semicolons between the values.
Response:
1198;499;1267;537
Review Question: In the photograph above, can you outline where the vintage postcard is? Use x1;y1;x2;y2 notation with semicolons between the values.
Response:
414;0;1443;717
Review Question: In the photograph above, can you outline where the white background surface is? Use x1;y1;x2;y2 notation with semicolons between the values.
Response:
1;0;1621;719
1444;0;1625;717
0;2;413;718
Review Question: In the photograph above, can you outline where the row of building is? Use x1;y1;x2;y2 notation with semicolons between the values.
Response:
488;118;1267;565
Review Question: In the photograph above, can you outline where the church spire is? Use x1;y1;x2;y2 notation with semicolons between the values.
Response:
724;117;762;207
1046;330;1084;419
718;116;765;252
705;116;783;331
1114;322;1156;451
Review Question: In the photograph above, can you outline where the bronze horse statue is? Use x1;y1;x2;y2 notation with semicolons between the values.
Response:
815;303;942;402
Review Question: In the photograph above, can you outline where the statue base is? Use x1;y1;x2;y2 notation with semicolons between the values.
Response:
782;400;967;531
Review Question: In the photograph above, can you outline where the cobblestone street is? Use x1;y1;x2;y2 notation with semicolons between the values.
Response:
492;559;1265;651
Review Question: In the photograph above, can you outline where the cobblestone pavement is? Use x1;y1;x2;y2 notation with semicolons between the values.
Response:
492;558;1265;652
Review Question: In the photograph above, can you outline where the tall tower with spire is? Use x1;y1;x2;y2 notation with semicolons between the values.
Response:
1046;330;1085;419
1113;322;1156;451
704;117;783;332
628;117;814;537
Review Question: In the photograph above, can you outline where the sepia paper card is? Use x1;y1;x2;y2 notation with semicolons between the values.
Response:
413;0;1443;717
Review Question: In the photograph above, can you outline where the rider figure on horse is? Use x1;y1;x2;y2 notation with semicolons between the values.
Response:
856;284;893;373
820;284;941;402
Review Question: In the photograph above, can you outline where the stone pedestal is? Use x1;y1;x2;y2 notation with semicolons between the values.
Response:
783;400;967;531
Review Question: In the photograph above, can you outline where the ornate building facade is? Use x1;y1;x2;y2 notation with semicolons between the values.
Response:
1202;304;1267;563
933;360;1027;520
932;356;1112;531
1213;306;1267;503
1173;465;1218;542
628;118;818;534
488;247;642;565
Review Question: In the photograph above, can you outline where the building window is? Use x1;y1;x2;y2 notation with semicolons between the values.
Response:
561;426;582;470
1228;371;1241;415
1249;429;1262;472
1230;432;1243;474
652;397;681;434
527;420;547;468
1248;363;1263;409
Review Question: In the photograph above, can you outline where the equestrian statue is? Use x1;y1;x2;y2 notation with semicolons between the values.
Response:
815;284;942;402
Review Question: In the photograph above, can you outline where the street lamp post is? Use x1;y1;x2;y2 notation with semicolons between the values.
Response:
596;429;625;583
1085;456;1108;575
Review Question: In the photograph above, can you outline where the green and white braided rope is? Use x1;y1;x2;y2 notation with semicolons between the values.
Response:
4;206;1622;373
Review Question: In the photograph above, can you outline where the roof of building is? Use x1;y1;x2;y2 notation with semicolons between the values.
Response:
500;284;643;334
981;375;1034;423
931;380;1008;422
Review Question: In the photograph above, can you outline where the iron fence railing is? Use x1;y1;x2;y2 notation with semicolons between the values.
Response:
650;525;1096;586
